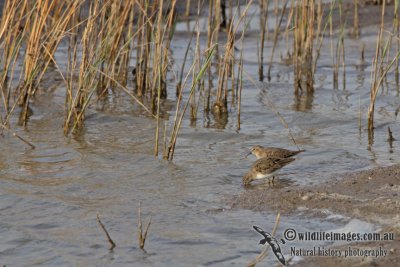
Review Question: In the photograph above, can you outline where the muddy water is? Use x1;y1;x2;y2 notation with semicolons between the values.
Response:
1;8;400;267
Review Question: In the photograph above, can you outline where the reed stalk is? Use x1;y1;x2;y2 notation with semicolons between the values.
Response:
214;1;253;117
97;214;116;250
19;0;80;125
293;0;315;95
367;0;400;132
394;0;399;85
138;202;151;250
267;0;288;81
258;0;269;81
313;0;336;76
166;46;215;161
352;0;360;37
0;0;26;119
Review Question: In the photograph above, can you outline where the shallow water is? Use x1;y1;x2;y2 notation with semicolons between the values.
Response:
1;4;400;267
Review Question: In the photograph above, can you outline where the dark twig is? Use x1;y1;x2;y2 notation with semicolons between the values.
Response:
0;124;35;149
97;214;116;250
138;202;152;250
388;126;395;150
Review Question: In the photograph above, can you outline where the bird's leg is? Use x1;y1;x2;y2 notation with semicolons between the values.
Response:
270;176;275;185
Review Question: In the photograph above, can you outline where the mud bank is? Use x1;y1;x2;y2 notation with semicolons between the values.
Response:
229;164;400;266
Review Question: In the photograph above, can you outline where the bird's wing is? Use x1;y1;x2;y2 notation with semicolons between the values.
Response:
270;241;286;265
254;225;286;265
252;157;295;174
253;226;268;238
253;226;273;241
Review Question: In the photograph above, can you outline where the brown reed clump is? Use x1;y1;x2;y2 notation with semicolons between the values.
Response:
367;0;399;134
293;0;315;95
18;0;80;125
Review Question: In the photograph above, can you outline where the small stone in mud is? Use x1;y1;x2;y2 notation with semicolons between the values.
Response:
301;195;311;201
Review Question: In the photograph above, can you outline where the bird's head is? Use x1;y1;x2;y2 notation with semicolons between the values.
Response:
245;145;264;158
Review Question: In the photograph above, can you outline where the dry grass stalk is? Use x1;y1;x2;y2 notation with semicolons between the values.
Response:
394;0;399;84
185;0;191;17
367;0;400;134
19;0;80;125
64;0;103;134
368;0;387;131
189;2;204;125
165;46;215;160
205;0;215;112
154;0;177;156
332;1;346;89
352;0;361;37
267;0;288;81
293;0;315;95
64;0;141;134
237;15;247;131
214;1;253;116
0;0;26;118
258;0;269;81
313;0;336;75
138;202;152;250
96;214;116;250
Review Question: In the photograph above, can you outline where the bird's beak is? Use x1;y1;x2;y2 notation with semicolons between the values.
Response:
245;151;252;158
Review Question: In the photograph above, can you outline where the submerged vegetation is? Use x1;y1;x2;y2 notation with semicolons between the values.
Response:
0;0;400;156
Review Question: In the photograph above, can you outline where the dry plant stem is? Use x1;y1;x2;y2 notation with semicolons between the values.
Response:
138;202;152;250
21;0;80;125
333;1;345;89
96;214;116;250
237;38;244;131
353;0;360;37
267;0;288;81
166;47;215;160
293;0;315;94
388;126;395;141
394;0;399;84
215;0;253;107
206;0;214;112
93;68;156;119
177;10;199;97
0;0;25;113
162;121;168;158
283;0;294;58
64;0;104;133
153;0;164;157
191;2;203;122
258;0;269;81
185;0;191;17
178;32;194;97
247;213;281;267
313;0;336;75
368;52;400;130
241;65;301;149
368;0;386;131
0;124;35;149
359;95;362;132
237;11;251;131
